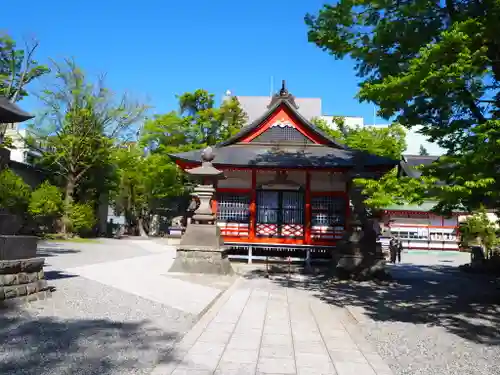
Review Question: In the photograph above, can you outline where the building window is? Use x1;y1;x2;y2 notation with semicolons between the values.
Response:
256;190;305;238
216;193;250;237
311;196;346;241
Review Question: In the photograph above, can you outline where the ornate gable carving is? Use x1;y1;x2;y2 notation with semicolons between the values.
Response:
249;119;313;144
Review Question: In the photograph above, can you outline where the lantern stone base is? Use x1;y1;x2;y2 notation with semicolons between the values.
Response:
333;231;390;281
0;257;51;307
0;235;39;260
169;224;234;275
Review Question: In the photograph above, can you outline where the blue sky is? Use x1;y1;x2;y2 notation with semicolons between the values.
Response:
4;0;386;124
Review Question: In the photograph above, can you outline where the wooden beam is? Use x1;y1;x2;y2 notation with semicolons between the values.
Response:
249;170;257;240
305;171;311;244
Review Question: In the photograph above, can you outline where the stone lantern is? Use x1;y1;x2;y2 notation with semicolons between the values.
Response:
169;146;233;275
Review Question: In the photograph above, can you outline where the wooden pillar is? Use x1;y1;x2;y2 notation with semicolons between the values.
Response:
305;171;311;244
211;179;218;215
249;170;257;240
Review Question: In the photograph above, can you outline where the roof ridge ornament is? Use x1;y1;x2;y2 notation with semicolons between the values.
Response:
279;80;289;97
267;80;299;109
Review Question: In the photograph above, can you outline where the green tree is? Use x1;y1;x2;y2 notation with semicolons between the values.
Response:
30;59;148;234
110;90;247;235
29;181;63;218
28;181;64;232
0;168;31;213
419;145;429;156
0;34;49;144
312;117;406;160
305;0;500;213
459;207;498;257
110;144;183;236
0;34;49;102
67;202;96;236
312;117;417;209
219;96;248;140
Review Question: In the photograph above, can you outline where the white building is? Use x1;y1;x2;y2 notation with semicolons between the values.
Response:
5;127;42;165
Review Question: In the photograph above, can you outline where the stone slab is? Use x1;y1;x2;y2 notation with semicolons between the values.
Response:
169;249;234;275
0;235;38;260
178;224;224;251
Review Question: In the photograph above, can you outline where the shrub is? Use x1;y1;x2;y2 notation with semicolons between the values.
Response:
459;207;498;258
68;202;96;235
0;168;31;213
29;181;64;219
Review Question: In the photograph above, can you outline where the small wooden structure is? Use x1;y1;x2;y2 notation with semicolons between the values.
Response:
170;82;398;261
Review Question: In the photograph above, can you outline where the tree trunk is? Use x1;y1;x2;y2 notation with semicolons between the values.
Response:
62;175;76;236
149;214;160;236
138;217;148;237
334;156;389;280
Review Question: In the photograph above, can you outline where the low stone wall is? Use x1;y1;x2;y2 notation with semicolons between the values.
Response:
0;257;51;305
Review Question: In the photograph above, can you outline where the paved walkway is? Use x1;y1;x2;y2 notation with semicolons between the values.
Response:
153;277;394;375
63;240;224;315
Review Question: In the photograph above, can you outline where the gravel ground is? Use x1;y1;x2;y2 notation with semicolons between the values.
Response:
246;251;500;375
343;252;500;375
0;239;198;375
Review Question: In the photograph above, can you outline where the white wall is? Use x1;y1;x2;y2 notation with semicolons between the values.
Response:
320;115;365;128
5;128;42;164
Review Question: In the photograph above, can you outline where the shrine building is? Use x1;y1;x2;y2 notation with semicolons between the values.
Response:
170;83;398;261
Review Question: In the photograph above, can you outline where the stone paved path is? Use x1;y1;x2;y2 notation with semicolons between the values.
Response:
153;277;394;375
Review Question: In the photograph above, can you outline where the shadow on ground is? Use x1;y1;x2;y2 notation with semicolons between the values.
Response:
0;306;180;375
243;262;500;345
44;270;79;281
37;246;81;257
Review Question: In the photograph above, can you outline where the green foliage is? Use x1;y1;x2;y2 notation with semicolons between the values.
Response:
29;59;148;234
142;90;247;150
28;181;63;219
0;34;50;102
354;168;438;209
305;0;500;212
67;202;96;235
109;144;184;230
311;117;416;208
218;96;248;140
459;207;498;256
0;168;31;213
311;117;406;160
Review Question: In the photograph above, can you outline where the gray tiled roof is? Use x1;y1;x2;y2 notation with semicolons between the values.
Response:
0;96;34;123
171;144;398;168
399;155;440;178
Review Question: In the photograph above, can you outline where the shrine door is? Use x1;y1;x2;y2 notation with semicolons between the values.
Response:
256;190;305;238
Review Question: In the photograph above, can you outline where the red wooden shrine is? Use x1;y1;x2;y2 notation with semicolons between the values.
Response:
171;82;397;249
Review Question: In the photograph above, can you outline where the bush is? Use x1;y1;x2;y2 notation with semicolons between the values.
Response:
68;202;96;235
29;181;64;219
459;207;498;258
0;168;31;213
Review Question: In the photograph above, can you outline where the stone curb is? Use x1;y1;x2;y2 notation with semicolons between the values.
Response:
150;276;243;375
